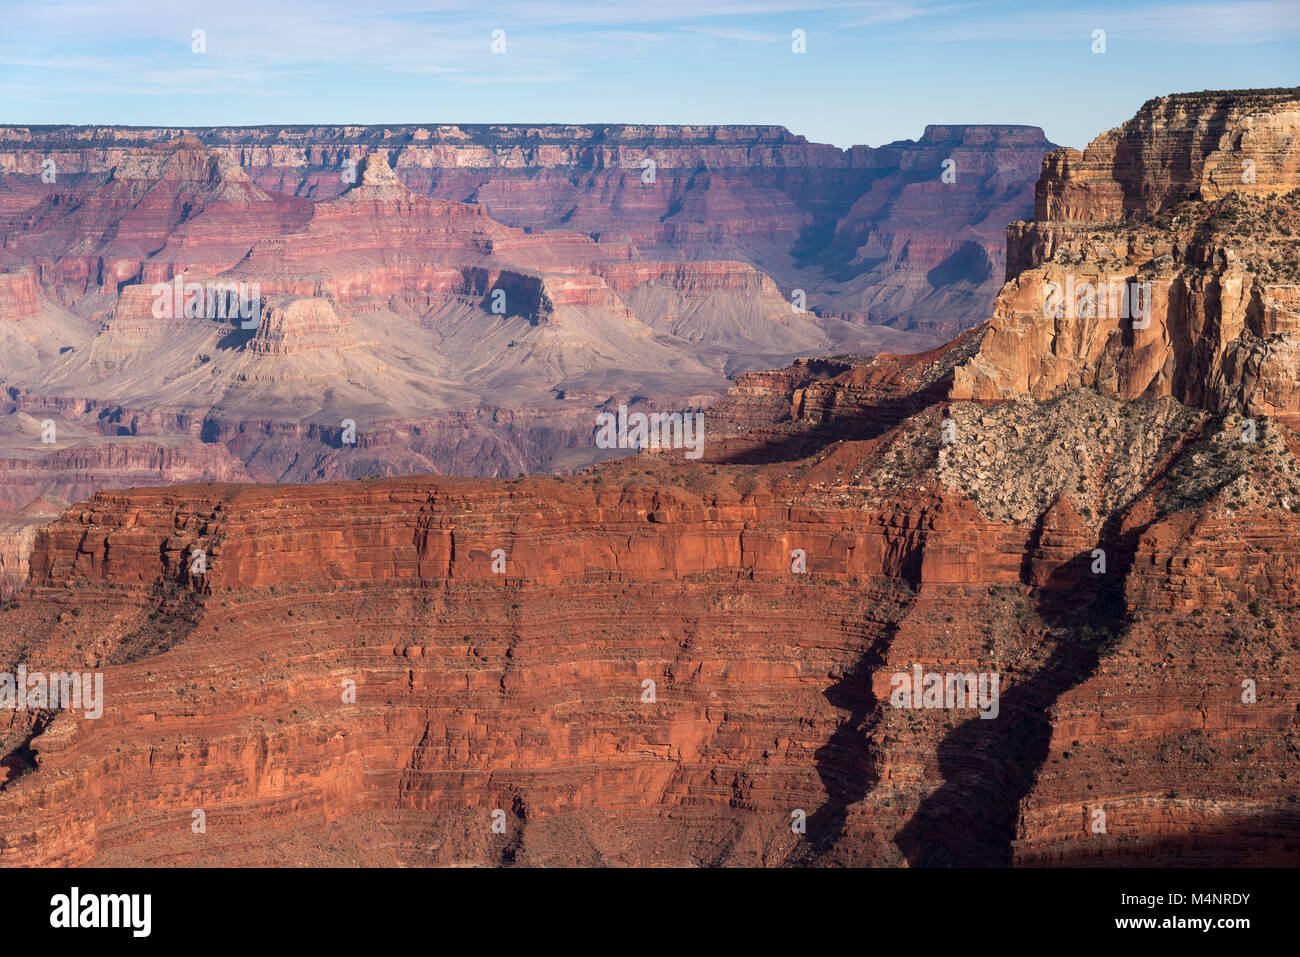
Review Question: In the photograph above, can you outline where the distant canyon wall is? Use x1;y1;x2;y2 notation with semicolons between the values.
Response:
0;122;1056;333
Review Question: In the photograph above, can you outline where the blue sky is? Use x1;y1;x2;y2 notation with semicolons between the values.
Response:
1;0;1296;149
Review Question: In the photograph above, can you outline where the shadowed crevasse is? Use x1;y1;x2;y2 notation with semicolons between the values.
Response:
795;619;901;862
895;512;1140;866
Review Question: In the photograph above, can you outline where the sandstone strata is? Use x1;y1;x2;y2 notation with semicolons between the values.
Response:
0;122;1054;332
0;95;1296;867
1;326;1296;865
953;89;1300;423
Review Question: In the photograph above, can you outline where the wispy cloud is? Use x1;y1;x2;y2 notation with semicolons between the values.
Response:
924;0;1300;44
0;0;1294;149
839;1;974;28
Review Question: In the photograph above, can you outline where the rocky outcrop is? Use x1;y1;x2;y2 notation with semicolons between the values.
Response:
0;141;311;320
0;267;38;319
952;89;1300;422
247;297;355;355
1034;89;1300;224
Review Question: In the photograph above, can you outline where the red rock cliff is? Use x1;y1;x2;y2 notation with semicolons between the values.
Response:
952;89;1300;423
1;98;1296;868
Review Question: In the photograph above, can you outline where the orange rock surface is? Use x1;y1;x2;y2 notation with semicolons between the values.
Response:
1;322;1297;865
952;89;1300;423
0;93;1297;867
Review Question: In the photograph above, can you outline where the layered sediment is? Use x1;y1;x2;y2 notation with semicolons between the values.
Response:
2;357;1297;866
0;139;926;511
0;92;1297;867
0;122;1055;332
953;89;1300;424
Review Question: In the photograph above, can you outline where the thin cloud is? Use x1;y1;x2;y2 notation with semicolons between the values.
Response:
924;0;1300;44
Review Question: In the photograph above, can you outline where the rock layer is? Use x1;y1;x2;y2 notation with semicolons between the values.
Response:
953;89;1300;421
0;137;927;512
0;94;1297;867
0;122;1055;332
1;322;1298;866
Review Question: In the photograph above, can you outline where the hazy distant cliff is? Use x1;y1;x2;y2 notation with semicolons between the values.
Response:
0;121;1056;334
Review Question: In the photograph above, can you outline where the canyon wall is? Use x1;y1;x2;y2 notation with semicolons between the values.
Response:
2;366;1297;866
0;138;927;517
953;89;1300;422
0;122;1055;333
0;476;960;865
0;119;1053;524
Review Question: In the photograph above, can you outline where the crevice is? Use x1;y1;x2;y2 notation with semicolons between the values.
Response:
895;521;1143;866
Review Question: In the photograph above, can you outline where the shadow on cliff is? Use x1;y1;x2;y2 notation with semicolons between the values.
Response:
1026;807;1300;866
0;713;51;791
105;576;207;666
215;321;257;351
893;412;1243;865
895;514;1141;866
791;618;901;864
708;427;839;466
709;395;930;467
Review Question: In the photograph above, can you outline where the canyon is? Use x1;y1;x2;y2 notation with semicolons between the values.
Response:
0;121;1053;333
0;89;1296;866
0;123;1052;513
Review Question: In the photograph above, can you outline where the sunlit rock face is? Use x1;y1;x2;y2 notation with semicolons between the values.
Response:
953;89;1300;424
